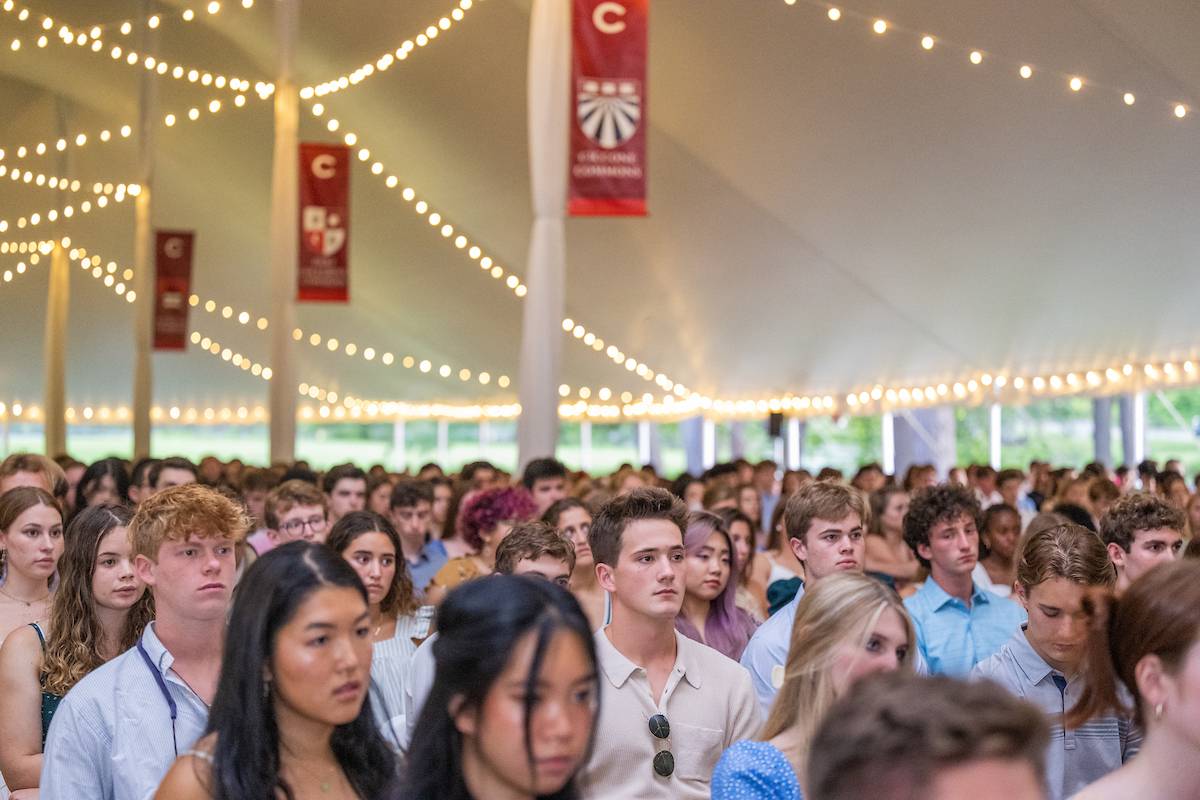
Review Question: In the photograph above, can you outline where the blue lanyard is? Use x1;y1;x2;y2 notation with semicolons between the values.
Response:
136;639;179;756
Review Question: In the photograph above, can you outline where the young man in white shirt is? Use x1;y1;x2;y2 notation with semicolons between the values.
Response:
1098;492;1184;595
41;484;248;800
579;488;759;800
740;480;868;713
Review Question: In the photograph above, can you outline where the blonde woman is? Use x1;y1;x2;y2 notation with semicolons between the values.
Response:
0;504;152;795
712;573;915;799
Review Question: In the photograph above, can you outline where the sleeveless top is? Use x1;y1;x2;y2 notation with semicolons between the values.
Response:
30;622;64;746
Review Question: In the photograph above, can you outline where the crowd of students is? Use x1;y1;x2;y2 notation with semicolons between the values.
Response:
0;449;1198;799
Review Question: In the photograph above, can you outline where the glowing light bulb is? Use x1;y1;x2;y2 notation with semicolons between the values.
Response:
1019;65;1033;79
921;36;934;50
872;19;887;34
1069;76;1083;91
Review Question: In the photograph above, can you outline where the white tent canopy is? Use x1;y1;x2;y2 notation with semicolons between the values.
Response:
1;0;1198;425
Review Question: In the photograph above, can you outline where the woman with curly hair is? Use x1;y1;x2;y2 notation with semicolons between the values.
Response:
0;504;152;794
425;488;536;605
326;511;426;741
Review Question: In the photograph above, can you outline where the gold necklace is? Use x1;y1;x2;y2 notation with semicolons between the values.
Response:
0;585;50;607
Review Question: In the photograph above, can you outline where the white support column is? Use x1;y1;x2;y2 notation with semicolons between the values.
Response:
647;422;662;472
988;404;1002;469
702;419;717;469
436;420;450;468
637;421;651;466
131;0;158;459
516;0;570;470
391;420;406;472
267;0;300;463
1092;397;1113;467
1132;392;1146;464
786;417;803;470
893;406;957;480
479;420;490;461
729;421;746;460
580;420;593;471
881;411;895;475
42;244;68;456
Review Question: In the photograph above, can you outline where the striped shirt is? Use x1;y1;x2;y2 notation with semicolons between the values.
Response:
369;612;426;742
972;627;1141;800
904;578;1026;676
40;622;209;800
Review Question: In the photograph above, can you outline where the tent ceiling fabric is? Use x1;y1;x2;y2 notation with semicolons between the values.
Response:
0;0;1198;412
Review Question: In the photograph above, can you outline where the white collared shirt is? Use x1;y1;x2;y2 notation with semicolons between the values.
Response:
41;622;210;800
578;628;761;799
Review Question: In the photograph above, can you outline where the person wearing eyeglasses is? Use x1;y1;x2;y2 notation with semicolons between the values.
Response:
39;484;248;800
396;575;598;800
250;479;329;556
577;488;759;800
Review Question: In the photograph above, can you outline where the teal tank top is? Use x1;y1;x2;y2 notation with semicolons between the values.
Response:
30;622;64;746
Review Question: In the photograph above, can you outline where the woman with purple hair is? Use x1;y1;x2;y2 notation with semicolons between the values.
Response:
675;510;759;661
424;487;537;605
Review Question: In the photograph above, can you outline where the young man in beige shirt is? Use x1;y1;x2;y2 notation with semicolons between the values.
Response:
578;488;760;799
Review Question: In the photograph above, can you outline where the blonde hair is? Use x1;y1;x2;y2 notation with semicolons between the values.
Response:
760;573;915;768
130;483;249;561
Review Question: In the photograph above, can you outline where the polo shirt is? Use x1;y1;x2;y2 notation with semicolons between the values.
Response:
579;628;761;799
903;578;1025;676
973;626;1141;800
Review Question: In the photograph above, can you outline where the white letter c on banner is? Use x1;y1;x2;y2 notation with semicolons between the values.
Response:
593;1;626;34
311;154;337;179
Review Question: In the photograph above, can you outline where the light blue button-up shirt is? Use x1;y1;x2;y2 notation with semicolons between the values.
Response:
973;626;1141;800
739;584;805;716
904;578;1026;676
41;622;210;800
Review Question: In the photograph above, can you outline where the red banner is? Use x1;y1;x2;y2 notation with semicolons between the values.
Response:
153;230;194;351
569;0;648;216
298;142;350;301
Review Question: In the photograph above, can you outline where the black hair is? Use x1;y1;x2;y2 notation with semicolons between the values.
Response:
1053;502;1097;532
522;457;568;490
147;456;197;488
322;463;367;494
129;457;158;495
460;461;496;482
204;542;397;799
668;472;703;501
279;465;319;485
400;576;599;800
75;458;131;514
390;479;434;510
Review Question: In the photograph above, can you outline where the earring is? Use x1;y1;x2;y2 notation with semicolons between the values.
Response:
1155;702;1164;719
263;678;271;699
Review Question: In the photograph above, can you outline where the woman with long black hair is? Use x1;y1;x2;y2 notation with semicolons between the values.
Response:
398;576;599;800
156;541;397;799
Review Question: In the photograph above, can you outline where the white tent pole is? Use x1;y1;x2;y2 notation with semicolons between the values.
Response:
580;421;593;471
702;419;717;469
516;0;570;470
131;0;157;459
436;420;449;467
267;0;300;463
988;404;1002;469
637;421;651;465
42;244;68;456
391;420;407;472
880;412;895;475
43;101;70;457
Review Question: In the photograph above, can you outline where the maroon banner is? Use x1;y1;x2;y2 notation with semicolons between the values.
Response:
569;0;648;216
298;142;350;301
153;230;194;351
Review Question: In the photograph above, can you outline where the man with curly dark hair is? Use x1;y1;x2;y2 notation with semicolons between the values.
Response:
902;484;1025;676
1098;492;1184;595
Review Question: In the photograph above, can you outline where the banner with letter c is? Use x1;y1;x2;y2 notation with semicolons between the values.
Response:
569;0;648;216
298;142;350;302
153;230;194;351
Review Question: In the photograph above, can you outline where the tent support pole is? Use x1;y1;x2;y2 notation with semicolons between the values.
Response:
516;0;570;470
42;244;69;456
267;0;299;463
1092;396;1113;467
132;0;157;459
